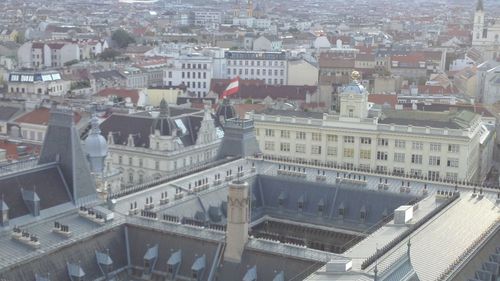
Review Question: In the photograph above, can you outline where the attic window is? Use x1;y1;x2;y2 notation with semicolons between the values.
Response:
298;201;304;210
318;204;324;213
338;208;345;216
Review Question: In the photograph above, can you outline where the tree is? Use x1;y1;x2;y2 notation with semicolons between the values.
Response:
111;29;135;49
99;48;121;61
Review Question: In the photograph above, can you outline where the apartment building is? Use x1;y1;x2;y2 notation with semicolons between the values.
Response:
164;55;213;97
247;75;495;182
225;51;287;85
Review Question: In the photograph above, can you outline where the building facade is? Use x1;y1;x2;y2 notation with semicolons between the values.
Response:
472;0;500;60
248;74;494;182
101;103;223;185
7;70;70;98
164;55;213;97
225;51;287;85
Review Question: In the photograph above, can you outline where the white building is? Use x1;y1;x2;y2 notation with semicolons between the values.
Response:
7;70;70;98
17;42;80;69
225;51;287;85
164;55;213;97
193;11;222;29
472;0;500;60
253;35;282;51
100;102;223;185
247;72;495;182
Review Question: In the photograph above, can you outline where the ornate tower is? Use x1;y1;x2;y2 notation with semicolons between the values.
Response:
224;180;250;263
247;0;253;17
233;0;241;17
473;0;485;45
339;71;369;120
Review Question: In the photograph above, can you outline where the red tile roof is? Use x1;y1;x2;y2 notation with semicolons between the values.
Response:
97;88;140;104
368;94;398;108
15;108;82;125
0;140;40;160
210;79;317;101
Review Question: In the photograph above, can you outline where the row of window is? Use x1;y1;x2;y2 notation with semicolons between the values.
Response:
227;60;285;67
181;63;208;69
265;142;460;168
261;130;461;153
181;71;208;79
227;67;285;77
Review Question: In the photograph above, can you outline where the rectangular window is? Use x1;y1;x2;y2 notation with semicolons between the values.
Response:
412;141;423;150
280;130;290;138
296;144;306;153
377;138;389;146
394;152;405;163
447;158;459;168
429;156;441;166
343;148;354;158
312;133;322;141
360;149;371;159
428;171;440;180
155;161;160;170
359;164;370;171
344;136;355;143
311;145;322;155
118;156;123;164
448;144;460;153
129;157;133;166
360;137;371;144
264;141;275;151
411;154;422;164
376;151;388;161
376;165;387;173
296;131;306;140
327;146;337;156
265;129;275;137
394;140;406;148
280;142;290;152
393;167;405;175
430;143;441;152
446;172;458;181
327;134;338;142
410;169;422;176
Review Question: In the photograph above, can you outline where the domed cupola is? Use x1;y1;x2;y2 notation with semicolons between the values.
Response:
339;71;370;120
85;114;108;174
216;98;237;124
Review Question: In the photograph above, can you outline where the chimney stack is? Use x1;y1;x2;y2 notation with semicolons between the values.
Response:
224;180;250;263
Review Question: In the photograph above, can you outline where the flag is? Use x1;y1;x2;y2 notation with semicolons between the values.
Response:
221;77;240;99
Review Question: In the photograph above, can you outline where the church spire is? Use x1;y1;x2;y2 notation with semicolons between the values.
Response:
476;0;483;11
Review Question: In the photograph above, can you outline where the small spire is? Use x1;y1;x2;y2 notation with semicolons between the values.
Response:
90;114;101;135
159;98;170;117
476;0;483;11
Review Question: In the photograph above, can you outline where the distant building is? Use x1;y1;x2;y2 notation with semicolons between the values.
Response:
253;35;282;51
248;73;495;182
6;70;70;98
100;102;224;185
17;41;80;69
164;55;213;98
225;51;287;85
472;0;500;60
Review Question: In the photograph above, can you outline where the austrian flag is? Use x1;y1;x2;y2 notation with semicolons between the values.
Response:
221;77;240;98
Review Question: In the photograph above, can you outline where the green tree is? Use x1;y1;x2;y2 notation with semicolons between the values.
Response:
99;48;121;61
111;29;136;49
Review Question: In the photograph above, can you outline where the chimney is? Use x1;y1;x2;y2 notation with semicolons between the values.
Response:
224;180;250;263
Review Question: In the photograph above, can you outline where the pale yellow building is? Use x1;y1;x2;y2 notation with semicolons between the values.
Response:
146;87;184;106
287;59;318;86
